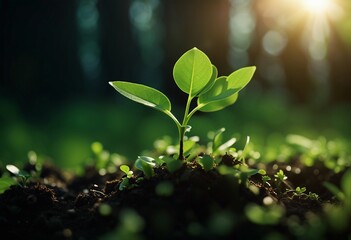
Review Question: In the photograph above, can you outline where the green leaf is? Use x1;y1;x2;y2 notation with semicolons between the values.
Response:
323;181;345;201
160;156;183;173
109;81;171;112
197;65;218;96
0;176;17;194
199;92;238;112
227;66;256;91
135;156;155;179
212;128;225;153
173;48;213;96
198;77;237;104
198;155;214;172
341;169;351;199
120;165;129;174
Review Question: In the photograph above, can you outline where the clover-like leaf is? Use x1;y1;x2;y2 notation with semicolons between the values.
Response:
109;81;171;112
173;48;213;96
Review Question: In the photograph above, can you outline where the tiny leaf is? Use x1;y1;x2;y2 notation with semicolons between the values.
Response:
173;48;213;96
6;165;20;175
120;165;130;175
212;128;225;153
109;81;171;112
198;155;214;172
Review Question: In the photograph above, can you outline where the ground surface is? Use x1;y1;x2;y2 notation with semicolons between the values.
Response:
0;155;350;240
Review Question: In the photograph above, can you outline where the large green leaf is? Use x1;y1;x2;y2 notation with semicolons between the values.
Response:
173;48;213;96
227;66;256;91
109;81;171;112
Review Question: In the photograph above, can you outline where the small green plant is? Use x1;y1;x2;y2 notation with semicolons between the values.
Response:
197;154;215;172
110;48;256;160
209;128;237;155
135;156;156;179
262;175;272;186
5;164;31;187
274;169;288;182
293;186;306;196
118;165;136;191
323;168;351;208
120;165;134;178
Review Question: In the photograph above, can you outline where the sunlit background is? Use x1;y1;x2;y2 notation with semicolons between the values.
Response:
1;0;351;170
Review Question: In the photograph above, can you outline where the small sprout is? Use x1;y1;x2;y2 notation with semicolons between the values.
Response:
197;154;214;172
159;156;183;173
110;48;256;160
294;186;307;196
274;169;288;182
262;175;272;185
119;178;130;191
135;156;156;179
210;128;237;154
323;168;351;204
308;192;320;201
120;165;133;178
6;164;31;187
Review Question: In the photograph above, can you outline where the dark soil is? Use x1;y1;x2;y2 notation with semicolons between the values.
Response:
0;155;350;240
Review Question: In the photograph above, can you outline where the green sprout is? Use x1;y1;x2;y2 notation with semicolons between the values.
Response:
274;169;288;182
197;154;215;172
293;186;307;196
5;164;31;187
120;165;134;178
135;156;156;179
110;48;256;160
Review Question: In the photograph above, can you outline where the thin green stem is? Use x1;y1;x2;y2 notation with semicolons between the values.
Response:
176;95;194;160
163;110;181;129
182;95;193;126
184;103;205;126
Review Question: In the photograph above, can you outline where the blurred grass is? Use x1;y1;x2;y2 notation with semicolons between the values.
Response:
1;90;351;171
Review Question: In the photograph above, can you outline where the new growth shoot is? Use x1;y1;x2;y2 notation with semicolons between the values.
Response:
110;48;256;160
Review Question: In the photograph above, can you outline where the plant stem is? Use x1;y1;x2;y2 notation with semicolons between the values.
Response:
178;126;186;160
178;95;194;160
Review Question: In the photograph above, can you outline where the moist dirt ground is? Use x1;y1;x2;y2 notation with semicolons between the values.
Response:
0;154;349;240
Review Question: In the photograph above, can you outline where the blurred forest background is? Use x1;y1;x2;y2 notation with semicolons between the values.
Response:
1;0;351;169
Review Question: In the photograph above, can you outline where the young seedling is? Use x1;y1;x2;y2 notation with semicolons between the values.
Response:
6;164;31;187
274;169;288;182
293;186;306;196
120;165;134;178
110;48;256;160
135;156;156;179
197;154;215;172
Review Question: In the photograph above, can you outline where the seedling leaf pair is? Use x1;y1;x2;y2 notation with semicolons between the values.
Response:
110;47;256;159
